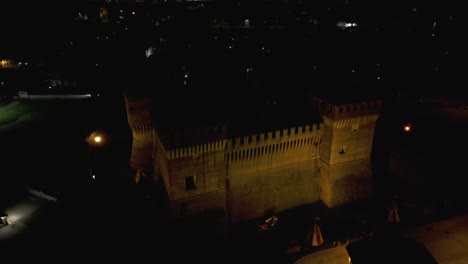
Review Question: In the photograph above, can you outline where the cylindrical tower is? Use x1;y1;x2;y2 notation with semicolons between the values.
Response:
123;89;154;180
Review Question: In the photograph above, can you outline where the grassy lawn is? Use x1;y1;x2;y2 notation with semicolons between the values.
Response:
0;101;35;125
0;99;80;126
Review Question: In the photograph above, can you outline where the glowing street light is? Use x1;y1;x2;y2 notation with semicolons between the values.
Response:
87;130;106;145
404;124;412;132
93;136;102;143
86;130;107;181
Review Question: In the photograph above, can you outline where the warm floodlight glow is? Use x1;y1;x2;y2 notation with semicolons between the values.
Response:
87;131;106;145
92;175;96;180
404;125;411;132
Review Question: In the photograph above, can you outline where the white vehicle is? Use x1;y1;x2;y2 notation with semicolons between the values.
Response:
295;245;352;264
337;21;358;30
0;211;8;227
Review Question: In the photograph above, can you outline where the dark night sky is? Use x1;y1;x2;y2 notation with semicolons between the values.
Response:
1;0;467;133
1;0;467;100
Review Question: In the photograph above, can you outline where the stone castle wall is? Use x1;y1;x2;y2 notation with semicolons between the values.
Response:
226;124;322;174
228;160;321;223
166;140;228;201
319;159;374;207
125;93;382;224
225;124;322;222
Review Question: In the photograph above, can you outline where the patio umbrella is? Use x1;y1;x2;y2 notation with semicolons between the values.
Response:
387;199;400;224
306;222;324;247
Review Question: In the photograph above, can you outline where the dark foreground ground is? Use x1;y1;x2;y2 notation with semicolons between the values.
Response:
1;94;468;263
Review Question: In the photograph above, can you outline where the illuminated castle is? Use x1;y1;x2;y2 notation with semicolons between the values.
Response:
124;89;381;224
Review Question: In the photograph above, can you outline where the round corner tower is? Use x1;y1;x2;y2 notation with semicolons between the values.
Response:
123;89;155;180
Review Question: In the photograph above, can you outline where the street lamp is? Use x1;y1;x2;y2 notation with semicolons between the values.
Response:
86;130;106;181
87;131;105;145
93;135;102;143
403;124;412;132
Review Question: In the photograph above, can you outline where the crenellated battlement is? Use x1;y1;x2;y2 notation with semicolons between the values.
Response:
124;92;154;128
130;124;154;134
224;123;323;175
123;88;153;106
321;100;382;120
228;123;322;149
124;96;153;107
167;139;229;159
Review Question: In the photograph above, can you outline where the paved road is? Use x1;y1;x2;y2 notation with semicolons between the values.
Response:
290;213;468;264
0;193;51;242
402;215;468;264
